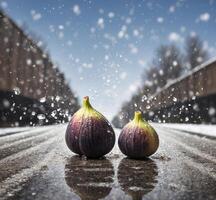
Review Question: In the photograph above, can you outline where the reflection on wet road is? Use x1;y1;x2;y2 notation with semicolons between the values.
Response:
0;124;216;200
118;158;158;200
65;156;114;200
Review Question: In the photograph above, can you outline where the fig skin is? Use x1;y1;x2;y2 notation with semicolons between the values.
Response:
65;96;115;158
118;111;159;159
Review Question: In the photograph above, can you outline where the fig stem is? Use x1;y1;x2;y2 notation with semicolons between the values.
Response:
82;96;93;109
133;111;144;123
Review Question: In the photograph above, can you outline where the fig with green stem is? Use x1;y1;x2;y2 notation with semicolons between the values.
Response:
118;111;159;159
65;96;115;158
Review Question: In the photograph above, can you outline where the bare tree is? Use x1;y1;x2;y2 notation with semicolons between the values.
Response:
185;35;208;70
154;44;183;82
141;44;183;95
112;44;184;128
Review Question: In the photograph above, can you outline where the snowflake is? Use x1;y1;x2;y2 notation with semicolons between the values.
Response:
30;10;42;21
199;12;210;22
97;18;104;29
157;17;164;23
168;32;182;42
72;5;81;15
108;12;115;18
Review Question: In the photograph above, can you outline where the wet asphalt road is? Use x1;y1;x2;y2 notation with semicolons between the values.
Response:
0;124;215;200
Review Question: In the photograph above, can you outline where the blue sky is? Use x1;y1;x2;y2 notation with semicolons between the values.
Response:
1;0;216;120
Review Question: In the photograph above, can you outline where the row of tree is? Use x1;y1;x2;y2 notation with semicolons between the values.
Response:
112;35;209;128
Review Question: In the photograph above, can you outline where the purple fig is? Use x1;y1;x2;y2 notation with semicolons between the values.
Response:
65;96;115;158
118;111;159;159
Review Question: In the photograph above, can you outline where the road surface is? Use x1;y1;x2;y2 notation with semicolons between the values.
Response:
0;124;215;200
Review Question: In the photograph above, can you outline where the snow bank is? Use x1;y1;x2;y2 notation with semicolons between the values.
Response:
158;123;216;138
0;127;32;136
0;124;66;137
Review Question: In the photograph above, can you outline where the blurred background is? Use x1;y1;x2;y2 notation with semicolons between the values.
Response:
0;0;216;127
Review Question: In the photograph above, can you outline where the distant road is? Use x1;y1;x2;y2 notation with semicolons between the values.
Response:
0;124;215;200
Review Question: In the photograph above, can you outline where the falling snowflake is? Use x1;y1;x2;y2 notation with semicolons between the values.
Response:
157;17;164;23
133;29;139;37
169;5;175;13
13;87;21;95
97;18;104;29
3;99;10;108
173;61;178;66
72;5;81;15
173;97;177;102
208;107;216;116
168;32;182;42
39;97;46;103
30;10;42;21
0;1;8;8
108;12;115;18
199;12;210;22
37;114;46;120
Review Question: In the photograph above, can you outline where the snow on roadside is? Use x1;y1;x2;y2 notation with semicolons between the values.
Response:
0;127;32;136
157;123;216;138
0;124;67;136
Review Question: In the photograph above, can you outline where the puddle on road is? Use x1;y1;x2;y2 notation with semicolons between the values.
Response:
64;156;158;200
117;158;158;200
65;156;114;200
2;139;159;200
